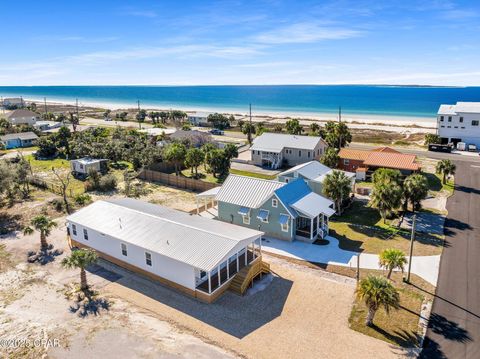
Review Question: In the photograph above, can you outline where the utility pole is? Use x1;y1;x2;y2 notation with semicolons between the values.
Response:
405;214;416;283
75;98;79;118
137;100;141;111
44;97;48;117
356;253;360;283
1;96;4;114
338;106;342;149
249;103;252;123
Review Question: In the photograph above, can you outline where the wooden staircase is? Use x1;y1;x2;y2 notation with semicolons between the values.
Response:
229;257;270;295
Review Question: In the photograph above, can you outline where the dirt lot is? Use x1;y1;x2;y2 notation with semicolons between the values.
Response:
0;218;410;359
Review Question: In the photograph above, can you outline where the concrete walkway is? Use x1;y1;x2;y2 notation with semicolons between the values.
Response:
261;236;441;286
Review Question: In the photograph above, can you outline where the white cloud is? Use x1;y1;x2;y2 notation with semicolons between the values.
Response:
120;9;157;18
253;23;363;44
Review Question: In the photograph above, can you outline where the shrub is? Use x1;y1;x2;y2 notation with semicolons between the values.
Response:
74;193;92;206
98;174;117;192
50;198;64;212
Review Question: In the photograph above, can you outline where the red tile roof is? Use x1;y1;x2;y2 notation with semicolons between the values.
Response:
338;148;370;161
339;147;420;171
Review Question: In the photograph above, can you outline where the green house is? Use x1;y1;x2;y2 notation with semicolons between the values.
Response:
215;175;335;242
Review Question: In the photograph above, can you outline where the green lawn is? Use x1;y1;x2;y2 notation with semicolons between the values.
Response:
424;171;454;196
229;169;277;180
0;146;39;154
330;201;445;255
349;282;424;348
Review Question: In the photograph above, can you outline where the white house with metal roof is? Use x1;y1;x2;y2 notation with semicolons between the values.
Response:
214;174;335;242
250;133;328;169
277;161;355;196
66;198;264;302
187;111;213;126
437;102;480;148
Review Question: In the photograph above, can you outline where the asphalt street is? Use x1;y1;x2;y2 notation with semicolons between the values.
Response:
421;161;480;358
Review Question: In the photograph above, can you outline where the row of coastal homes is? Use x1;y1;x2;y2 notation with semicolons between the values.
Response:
250;133;328;169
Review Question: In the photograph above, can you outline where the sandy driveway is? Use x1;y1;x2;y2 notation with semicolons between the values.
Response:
101;255;406;359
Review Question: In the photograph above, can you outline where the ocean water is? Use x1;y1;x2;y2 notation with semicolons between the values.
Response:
1;85;480;118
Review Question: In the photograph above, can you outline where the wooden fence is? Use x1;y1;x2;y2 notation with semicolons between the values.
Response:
139;169;218;192
28;176;79;198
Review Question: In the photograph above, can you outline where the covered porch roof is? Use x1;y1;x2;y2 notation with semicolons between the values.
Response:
196;186;221;199
291;192;336;218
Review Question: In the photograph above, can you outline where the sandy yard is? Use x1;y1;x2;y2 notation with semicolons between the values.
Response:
1;212;408;359
0;225;232;359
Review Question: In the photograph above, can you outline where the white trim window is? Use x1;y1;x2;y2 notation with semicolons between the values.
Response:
257;209;270;223
72;224;77;236
279;213;290;232
121;243;128;256
83;228;89;240
344;159;350;165
145;252;152;266
272;198;278;208
243;214;250;224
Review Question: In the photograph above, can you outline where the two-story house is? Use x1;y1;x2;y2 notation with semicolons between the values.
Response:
250;133;328;169
215;174;335;242
437;102;480;148
6;109;40;126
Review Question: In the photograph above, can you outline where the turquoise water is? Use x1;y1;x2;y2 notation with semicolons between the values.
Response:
1;85;480;118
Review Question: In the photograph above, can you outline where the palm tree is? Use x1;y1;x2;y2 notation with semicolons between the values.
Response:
320;147;340;168
436;159;456;184
356;275;400;326
378;249;407;279
242;122;255;145
61;248;98;291
322;170;352;215
23;215;57;251
403;174;429;212
369;181;403;223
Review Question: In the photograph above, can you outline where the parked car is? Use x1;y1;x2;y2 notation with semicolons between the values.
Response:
210;129;224;135
468;144;477;152
456;142;466;151
428;143;452;153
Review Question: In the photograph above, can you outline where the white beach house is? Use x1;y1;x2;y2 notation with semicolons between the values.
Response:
187;111;213;126
66;199;266;302
6;109;40;125
437;102;480;148
250;133;328;169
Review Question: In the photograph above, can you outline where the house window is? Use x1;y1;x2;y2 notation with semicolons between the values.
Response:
279;214;289;232
72;224;77;236
298;150;302;157
448;116;452;122
285;178;289;183
307;151;311;158
344;159;350;165
145;252;152;266
83;229;88;240
440;116;444;121
460;117;464;123
461;127;466;129
272;198;278;208
281;222;289;232
200;270;207;278
121;243;128;256
243;215;250;225
472;120;479;126
441;125;445;128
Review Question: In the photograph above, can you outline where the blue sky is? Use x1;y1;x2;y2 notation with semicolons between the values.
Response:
1;0;480;86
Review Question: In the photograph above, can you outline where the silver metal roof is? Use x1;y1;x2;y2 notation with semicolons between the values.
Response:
66;199;263;271
291;192;335;218
251;133;324;152
438;102;480;115
0;131;38;141
215;174;285;208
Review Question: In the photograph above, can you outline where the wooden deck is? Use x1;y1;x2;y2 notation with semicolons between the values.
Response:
196;250;256;293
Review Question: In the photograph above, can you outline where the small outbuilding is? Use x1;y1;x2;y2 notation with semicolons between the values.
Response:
66;199;266;302
71;157;108;178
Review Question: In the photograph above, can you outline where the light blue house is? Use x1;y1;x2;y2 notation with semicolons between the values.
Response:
0;132;38;149
214;175;335;242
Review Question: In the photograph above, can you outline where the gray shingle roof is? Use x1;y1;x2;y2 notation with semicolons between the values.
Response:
6;109;39;119
250;133;324;152
0;131;38;141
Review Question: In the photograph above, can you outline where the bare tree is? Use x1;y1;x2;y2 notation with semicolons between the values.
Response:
52;167;72;214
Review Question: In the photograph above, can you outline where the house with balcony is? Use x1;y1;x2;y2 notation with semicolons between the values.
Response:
436;102;480;148
66;198;267;303
250;133;328;169
214;174;335;242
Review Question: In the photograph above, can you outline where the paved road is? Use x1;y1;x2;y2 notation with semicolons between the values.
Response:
349;143;480;163
421;161;480;358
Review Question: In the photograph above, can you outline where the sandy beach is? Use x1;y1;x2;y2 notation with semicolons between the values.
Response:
8;96;437;134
